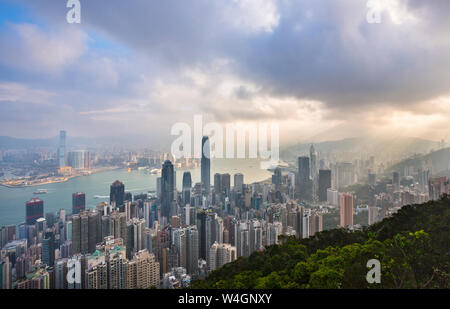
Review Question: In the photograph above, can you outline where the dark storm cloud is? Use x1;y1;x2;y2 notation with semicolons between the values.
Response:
16;0;450;110
1;0;450;141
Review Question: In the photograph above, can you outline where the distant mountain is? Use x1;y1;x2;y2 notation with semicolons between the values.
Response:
0;135;158;150
281;136;440;162
0;136;58;149
389;147;450;176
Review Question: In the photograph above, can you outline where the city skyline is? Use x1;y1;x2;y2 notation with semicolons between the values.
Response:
0;0;449;293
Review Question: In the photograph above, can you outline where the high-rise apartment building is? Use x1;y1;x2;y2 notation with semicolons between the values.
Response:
340;193;354;227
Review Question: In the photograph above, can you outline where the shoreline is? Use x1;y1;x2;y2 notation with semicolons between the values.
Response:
0;166;121;188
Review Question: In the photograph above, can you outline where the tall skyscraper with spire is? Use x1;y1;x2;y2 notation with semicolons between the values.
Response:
161;160;175;218
58;130;66;168
201;136;211;195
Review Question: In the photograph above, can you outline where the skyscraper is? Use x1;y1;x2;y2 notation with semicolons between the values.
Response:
161;160;175;219
297;157;310;184
182;172;192;206
340;193;354;227
318;170;332;202
110;180;125;211
297;156;312;201
234;173;244;193
368;206;380;225
214;173;222;194
201;136;210;194
72;192;86;214
58;130;66;168
26;198;44;225
310;145;318;202
42;231;55;267
393;171;400;191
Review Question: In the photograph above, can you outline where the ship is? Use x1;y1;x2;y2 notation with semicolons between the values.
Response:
94;195;110;199
33;189;48;194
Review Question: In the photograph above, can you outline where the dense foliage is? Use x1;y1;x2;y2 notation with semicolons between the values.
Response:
192;196;450;289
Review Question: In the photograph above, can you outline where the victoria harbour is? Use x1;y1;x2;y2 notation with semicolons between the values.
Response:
0;159;270;227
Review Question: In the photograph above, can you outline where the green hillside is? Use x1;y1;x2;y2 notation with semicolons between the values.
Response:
192;196;450;289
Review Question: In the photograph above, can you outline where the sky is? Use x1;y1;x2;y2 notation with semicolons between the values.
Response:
0;0;449;148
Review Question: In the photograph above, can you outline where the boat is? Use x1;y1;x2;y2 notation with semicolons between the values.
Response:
94;195;110;199
33;189;48;194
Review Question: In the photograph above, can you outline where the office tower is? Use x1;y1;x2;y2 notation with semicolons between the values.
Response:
196;210;212;260
124;192;132;203
214;173;222;194
393;172;400;191
297;156;312;201
182;172;192;205
161;160;175;219
295;206;304;238
110;180;125;211
334;162;356;190
298;157;310;184
368;173;376;186
26;198;44;225
221;174;231;196
368;206;380;225
58;130;66;168
340;193;354;227
318;170;332;202
42;231;55;267
126;250;160;289
201;136;211;194
234;173;244;193
310;144;318;202
272;168;282;189
72;192;86;214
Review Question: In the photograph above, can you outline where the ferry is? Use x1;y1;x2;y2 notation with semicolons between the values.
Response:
94;195;110;199
33;189;48;194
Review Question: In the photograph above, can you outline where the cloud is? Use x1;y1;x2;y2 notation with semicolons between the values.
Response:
1;0;450;144
0;23;87;73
